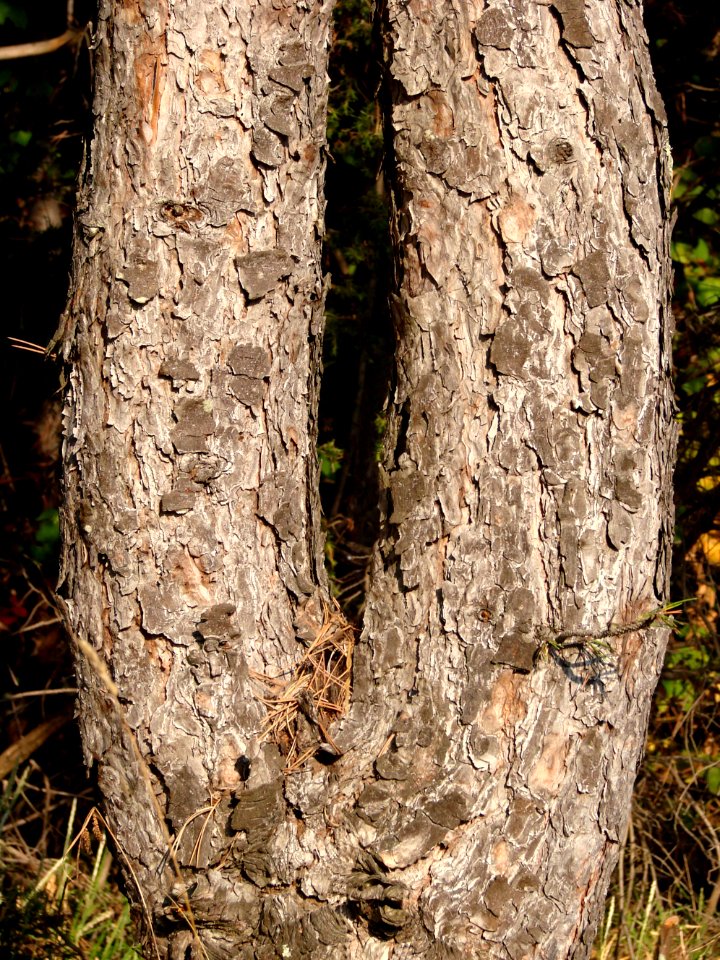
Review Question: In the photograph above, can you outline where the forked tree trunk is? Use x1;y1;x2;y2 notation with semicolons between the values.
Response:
60;1;674;959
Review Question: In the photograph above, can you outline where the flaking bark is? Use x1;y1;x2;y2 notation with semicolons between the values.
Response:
60;1;339;956
346;0;675;956
60;1;675;958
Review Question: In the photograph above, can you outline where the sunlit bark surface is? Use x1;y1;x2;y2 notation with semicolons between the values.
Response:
61;2;674;958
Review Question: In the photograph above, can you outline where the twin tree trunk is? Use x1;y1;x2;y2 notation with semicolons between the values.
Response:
59;1;674;958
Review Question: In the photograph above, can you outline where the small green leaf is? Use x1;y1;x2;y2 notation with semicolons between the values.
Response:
318;440;344;480
661;679;685;700
9;130;32;147
30;508;60;562
692;238;711;262
705;766;720;796
681;375;708;396
0;1;28;27
672;169;704;202
671;241;694;264
697;277;720;307
693;207;720;226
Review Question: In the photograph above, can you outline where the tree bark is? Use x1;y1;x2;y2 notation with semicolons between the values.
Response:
59;1;339;956
59;1;674;958
348;0;674;955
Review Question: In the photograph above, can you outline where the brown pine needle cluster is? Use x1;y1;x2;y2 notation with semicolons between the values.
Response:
251;600;355;771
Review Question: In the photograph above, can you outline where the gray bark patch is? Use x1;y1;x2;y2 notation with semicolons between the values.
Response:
235;250;293;300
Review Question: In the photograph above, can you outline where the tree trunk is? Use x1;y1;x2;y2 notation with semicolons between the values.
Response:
59;1;674;959
59;1;339;956
349;0;674;955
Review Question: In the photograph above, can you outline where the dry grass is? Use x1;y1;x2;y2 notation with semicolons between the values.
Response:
0;768;141;960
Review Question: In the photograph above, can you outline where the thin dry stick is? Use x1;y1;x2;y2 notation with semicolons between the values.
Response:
0;27;83;61
5;688;78;699
7;336;47;354
14;617;63;634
